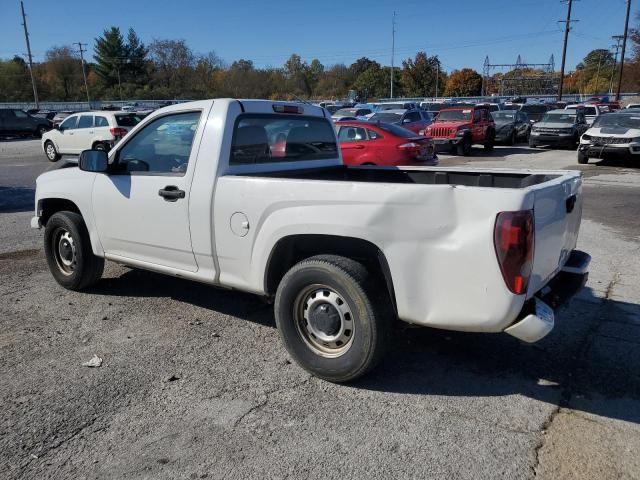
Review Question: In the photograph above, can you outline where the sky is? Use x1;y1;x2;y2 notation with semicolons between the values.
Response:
0;0;633;74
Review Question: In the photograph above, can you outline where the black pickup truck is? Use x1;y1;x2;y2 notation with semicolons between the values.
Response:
0;108;51;138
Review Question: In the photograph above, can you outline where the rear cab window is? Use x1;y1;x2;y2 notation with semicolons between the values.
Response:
230;114;337;165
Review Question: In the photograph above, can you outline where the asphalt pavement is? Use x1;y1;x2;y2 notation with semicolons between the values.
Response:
1;139;639;479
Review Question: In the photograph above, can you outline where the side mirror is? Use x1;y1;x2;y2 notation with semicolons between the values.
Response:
54;124;61;130
402;118;411;124
79;149;109;173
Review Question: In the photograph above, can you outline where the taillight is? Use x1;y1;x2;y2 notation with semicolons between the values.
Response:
494;210;534;295
398;142;420;152
110;127;128;138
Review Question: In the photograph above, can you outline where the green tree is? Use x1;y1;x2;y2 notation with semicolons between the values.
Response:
349;57;379;78
283;54;310;97
124;28;148;84
444;68;483;97
93;27;127;88
353;64;388;99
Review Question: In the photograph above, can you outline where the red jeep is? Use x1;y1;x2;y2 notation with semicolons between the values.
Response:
421;106;495;156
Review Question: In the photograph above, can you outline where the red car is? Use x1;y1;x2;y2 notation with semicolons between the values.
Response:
335;120;437;166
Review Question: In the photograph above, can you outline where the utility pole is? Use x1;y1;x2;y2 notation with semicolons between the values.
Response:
557;0;578;101
390;11;396;98
616;0;632;100
74;42;91;107
610;35;624;94
20;1;39;109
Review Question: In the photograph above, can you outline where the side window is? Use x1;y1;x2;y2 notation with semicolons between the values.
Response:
77;115;94;129
473;110;482;122
367;129;382;140
94;116;109;127
338;126;367;142
13;110;29;118
115;111;201;175
60;116;78;130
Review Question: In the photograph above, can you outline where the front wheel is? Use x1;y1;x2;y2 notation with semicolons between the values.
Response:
456;136;472;156
578;150;589;164
44;211;104;290
274;255;391;383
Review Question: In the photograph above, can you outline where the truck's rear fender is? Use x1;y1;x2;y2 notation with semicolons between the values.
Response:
264;234;397;313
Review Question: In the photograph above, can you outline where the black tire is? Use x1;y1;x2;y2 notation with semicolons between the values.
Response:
456;136;472;156
484;131;496;152
529;138;537;148
274;255;392;383
44;211;104;291
44;140;60;162
36;125;49;138
507;131;516;146
578;150;589;164
93;142;107;152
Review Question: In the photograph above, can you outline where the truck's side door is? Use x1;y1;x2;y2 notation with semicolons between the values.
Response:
91;110;203;272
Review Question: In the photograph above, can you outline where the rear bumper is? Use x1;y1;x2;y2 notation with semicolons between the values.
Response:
504;249;590;342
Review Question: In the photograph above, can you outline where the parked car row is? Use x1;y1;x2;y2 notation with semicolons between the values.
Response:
0;108;52;138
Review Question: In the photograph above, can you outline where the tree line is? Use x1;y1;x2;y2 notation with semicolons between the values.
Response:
1;19;639;104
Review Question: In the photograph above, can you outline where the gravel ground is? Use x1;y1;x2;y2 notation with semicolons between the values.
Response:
1;139;639;479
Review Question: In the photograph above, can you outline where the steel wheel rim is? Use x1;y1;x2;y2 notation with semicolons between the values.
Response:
52;227;76;275
294;284;355;358
46;143;56;160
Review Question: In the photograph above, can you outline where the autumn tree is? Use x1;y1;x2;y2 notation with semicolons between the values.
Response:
44;46;83;100
444;68;483;97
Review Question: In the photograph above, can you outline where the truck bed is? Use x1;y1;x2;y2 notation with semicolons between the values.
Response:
242;165;562;189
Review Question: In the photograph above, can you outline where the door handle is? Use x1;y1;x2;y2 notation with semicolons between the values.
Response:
344;144;365;149
158;185;185;202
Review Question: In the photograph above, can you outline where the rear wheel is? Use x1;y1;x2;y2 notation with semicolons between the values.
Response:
36;125;48;138
44;141;60;162
44;211;104;290
274;255;391;383
93;142;108;152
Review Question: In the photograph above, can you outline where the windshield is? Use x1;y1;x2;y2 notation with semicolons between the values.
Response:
376;122;418;138
422;103;445;112
492;112;515;121
592;114;640;129
436;110;472;121
541;113;576;124
369;112;403;123
580;106;597;116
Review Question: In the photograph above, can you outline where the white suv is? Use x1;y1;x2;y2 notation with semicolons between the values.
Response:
42;111;140;162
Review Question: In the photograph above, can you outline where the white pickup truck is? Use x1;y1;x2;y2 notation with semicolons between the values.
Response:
32;99;590;382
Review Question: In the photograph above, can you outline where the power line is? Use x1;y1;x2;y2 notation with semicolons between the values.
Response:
20;1;39;108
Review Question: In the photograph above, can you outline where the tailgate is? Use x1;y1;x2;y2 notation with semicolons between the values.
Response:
528;172;583;297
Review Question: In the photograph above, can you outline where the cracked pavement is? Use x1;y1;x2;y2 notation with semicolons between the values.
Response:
1;140;639;479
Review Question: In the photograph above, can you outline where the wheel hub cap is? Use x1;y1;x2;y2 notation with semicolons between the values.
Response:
296;286;355;358
53;229;76;275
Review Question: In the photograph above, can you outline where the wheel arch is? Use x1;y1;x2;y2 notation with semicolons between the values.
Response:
264;234;397;314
